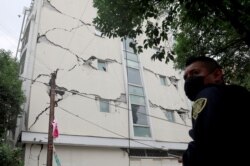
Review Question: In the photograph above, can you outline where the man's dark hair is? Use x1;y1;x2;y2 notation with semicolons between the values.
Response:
185;56;222;72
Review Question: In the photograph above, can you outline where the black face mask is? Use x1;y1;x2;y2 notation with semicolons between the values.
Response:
184;76;205;101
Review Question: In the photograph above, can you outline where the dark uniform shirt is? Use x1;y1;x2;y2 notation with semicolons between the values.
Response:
183;84;250;166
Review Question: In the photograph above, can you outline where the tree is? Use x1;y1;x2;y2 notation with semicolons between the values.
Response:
0;49;24;139
93;0;250;89
0;143;23;166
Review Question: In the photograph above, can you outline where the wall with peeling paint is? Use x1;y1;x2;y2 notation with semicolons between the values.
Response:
27;0;128;138
17;0;192;165
139;54;192;141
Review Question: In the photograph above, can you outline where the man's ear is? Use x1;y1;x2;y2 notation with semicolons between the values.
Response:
213;68;223;82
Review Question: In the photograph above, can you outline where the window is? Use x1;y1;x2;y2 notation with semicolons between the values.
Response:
131;105;148;125
133;126;151;137
95;27;103;37
123;38;135;53
127;68;142;85
129;149;169;157
130;95;145;105
19;51;26;74
128;85;144;96
124;49;139;68
164;110;175;122
125;52;138;62
97;60;106;71
124;37;151;138
21;22;30;51
126;60;139;69
159;75;167;86
100;99;109;112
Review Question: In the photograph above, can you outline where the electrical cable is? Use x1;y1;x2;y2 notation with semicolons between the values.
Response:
58;106;181;158
19;75;185;158
18;75;191;127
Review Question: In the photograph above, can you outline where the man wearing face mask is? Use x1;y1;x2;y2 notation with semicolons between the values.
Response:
181;56;250;166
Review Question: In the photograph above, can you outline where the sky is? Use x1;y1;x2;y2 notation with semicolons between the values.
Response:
0;0;31;57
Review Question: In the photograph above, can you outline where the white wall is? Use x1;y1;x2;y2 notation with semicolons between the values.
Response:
24;143;181;166
24;144;129;166
25;0;191;145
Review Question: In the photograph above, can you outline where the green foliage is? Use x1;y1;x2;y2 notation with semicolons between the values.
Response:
0;49;24;139
0;143;23;166
93;0;250;89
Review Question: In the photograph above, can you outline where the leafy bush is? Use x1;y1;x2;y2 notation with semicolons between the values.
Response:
0;143;23;166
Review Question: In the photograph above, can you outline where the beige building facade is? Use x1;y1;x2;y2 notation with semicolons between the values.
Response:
16;0;192;165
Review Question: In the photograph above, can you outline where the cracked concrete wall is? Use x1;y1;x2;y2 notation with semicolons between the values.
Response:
24;144;129;166
136;31;189;111
149;106;191;142
28;0;128;138
25;0;191;143
142;66;191;141
135;32;192;142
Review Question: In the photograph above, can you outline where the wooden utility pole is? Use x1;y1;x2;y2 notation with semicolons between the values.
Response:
47;71;57;166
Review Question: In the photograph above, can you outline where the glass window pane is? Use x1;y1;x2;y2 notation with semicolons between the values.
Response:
131;104;148;125
95;27;103;37
127;68;142;85
160;76;166;86
98;60;106;71
125;52;138;62
127;60;139;68
22;22;30;50
164;110;175;122
123;38;135;53
128;85;144;96
100;99;109;112
19;51;26;74
130;95;145;105
134;126;151;137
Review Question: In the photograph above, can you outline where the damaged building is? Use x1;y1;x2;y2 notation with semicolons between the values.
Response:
15;0;192;165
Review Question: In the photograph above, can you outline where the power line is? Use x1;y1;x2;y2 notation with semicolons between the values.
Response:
19;75;187;127
20;75;185;158
18;75;191;127
19;75;48;85
56;87;191;127
57;106;181;158
57;0;93;78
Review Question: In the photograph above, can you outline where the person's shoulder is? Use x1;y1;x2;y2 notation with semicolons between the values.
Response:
226;84;248;92
196;85;223;99
226;84;250;97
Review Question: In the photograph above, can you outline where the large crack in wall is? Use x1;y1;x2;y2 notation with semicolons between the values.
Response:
29;0;145;131
28;144;44;166
149;100;190;125
29;79;127;130
38;34;122;72
45;0;92;26
143;67;180;88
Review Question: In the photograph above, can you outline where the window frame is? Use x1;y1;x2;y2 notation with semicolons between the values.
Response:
19;51;27;74
164;110;175;122
127;67;142;85
97;60;107;71
159;75;167;86
95;27;104;37
99;99;110;113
